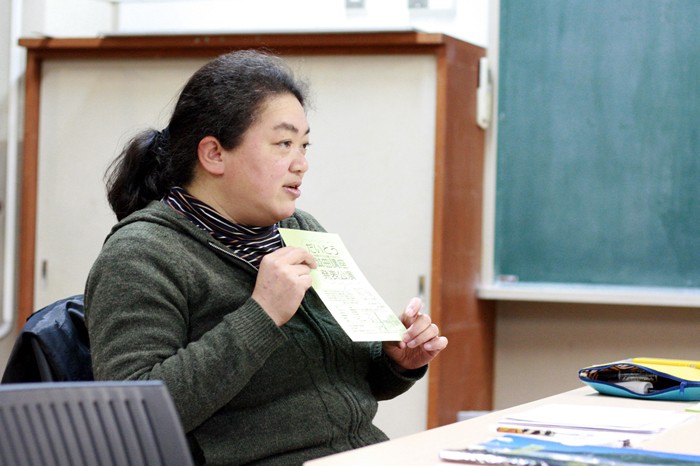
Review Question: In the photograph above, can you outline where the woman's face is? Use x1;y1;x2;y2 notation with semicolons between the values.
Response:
219;93;310;226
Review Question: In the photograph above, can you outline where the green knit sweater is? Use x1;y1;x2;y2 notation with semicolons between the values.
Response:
85;202;425;465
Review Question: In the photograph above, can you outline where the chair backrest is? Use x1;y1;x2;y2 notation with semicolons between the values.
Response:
0;381;194;466
2;294;92;383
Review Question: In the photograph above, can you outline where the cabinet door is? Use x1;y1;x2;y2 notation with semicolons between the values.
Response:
35;54;436;438
35;58;203;303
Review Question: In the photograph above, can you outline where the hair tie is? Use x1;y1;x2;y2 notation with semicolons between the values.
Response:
154;127;170;147
149;127;170;167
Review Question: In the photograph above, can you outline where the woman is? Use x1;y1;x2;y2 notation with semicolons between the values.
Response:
85;50;448;465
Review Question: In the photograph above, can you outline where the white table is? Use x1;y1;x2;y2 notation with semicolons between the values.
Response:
304;387;700;465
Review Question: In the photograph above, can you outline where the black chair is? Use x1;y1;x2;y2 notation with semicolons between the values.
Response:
2;294;92;383
0;381;194;466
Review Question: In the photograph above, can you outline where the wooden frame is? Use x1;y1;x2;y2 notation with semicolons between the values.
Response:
18;31;495;427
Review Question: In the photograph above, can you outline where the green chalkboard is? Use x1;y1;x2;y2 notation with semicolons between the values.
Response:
494;0;700;288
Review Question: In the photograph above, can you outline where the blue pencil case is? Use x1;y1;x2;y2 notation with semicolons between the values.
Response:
578;358;700;401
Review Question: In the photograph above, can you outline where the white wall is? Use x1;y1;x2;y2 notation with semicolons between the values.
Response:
5;0;700;440
21;0;113;37
0;0;115;357
0;2;489;351
2;0;488;440
0;0;15;364
15;0;488;46
114;0;488;47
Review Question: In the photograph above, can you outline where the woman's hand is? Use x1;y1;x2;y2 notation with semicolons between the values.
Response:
383;297;448;371
252;246;317;326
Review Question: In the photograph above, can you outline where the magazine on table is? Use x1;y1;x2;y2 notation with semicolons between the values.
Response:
439;434;700;465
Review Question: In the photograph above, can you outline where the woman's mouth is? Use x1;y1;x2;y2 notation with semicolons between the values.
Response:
284;183;302;199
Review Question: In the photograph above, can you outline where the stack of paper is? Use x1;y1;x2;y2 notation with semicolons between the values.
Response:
493;403;695;447
501;403;694;434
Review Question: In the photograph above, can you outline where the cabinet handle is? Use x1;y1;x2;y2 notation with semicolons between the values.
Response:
418;275;425;299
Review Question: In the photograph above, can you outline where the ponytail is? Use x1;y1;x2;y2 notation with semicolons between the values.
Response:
105;128;170;220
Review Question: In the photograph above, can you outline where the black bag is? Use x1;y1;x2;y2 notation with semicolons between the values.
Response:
2;295;93;383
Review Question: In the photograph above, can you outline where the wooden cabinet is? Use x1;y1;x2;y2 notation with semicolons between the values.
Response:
19;31;495;429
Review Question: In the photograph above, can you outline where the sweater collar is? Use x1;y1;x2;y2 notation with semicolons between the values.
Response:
162;187;282;268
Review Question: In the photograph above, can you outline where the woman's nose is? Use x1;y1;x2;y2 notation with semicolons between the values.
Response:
292;150;309;173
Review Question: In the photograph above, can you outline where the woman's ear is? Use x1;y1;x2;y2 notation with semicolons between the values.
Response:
197;136;225;175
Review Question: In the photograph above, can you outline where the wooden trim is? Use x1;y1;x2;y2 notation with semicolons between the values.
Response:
18;53;41;330
18;31;447;60
18;31;446;49
428;45;450;427
427;37;496;428
16;31;493;426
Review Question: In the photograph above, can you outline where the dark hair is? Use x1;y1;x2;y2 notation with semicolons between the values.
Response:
105;50;308;220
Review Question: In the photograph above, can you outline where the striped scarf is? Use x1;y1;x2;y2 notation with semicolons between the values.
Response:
162;187;282;269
